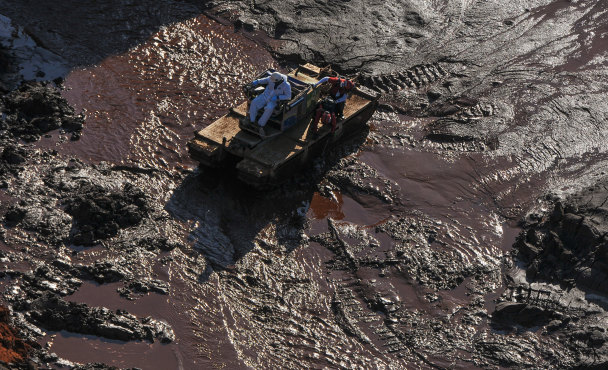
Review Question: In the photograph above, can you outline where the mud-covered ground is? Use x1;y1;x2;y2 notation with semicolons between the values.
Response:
0;0;607;369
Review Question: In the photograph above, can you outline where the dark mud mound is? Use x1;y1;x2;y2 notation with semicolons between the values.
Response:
1;145;26;166
4;197;72;245
2;81;83;142
64;183;149;246
485;179;608;368
516;181;608;295
0;144;28;180
25;292;174;343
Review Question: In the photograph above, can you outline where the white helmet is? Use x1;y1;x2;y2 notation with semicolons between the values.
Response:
270;72;283;83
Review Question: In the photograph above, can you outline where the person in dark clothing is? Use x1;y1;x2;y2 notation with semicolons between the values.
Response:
311;97;337;135
313;76;355;119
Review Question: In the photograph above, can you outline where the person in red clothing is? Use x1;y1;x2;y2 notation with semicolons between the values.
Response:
313;76;355;119
311;97;337;136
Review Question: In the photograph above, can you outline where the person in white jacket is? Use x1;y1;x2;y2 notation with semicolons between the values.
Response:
249;72;291;136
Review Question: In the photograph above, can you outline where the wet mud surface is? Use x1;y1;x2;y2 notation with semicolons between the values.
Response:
0;0;607;368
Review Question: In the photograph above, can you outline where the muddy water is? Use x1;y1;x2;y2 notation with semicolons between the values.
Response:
528;0;608;72
43;332;178;369
10;11;278;369
49;14;276;170
0;3;583;369
309;114;524;319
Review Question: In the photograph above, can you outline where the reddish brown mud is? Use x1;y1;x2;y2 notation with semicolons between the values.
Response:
54;14;277;170
1;0;608;368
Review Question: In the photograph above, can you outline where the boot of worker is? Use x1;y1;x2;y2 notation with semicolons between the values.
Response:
310;109;323;138
336;102;345;120
330;113;337;133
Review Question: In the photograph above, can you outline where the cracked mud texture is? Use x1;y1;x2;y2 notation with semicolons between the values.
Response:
0;0;607;369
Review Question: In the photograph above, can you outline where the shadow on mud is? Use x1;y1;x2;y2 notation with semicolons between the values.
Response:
165;167;312;282
0;0;211;69
165;126;370;282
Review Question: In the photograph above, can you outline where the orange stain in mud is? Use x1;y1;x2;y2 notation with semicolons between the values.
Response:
0;306;31;363
309;192;344;220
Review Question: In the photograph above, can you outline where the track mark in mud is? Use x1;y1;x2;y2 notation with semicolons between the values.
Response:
360;63;448;93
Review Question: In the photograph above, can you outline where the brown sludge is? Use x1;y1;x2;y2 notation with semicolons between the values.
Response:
0;0;606;369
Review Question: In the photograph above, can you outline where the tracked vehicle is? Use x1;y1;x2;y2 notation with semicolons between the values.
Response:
187;64;379;187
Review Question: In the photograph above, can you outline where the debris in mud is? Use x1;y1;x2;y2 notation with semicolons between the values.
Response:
0;306;33;366
64;183;149;246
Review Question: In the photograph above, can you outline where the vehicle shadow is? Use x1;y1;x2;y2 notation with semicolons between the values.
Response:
165;126;370;283
164;166;314;283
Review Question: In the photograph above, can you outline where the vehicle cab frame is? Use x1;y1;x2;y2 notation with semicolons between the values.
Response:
239;69;320;137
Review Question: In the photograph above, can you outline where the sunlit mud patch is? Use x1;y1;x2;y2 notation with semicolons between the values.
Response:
53;14;277;170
